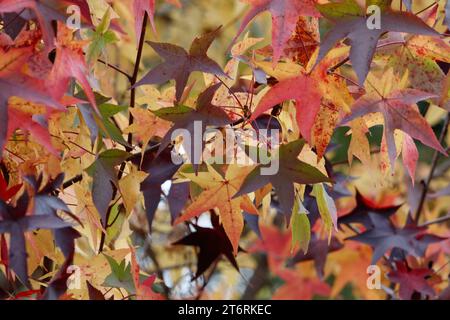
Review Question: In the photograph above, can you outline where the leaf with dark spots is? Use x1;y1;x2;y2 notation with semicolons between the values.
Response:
341;88;446;172
234;139;331;221
231;0;320;64
134;27;227;101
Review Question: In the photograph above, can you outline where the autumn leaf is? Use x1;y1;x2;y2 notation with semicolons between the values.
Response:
50;22;98;112
153;83;232;167
315;0;440;84
388;261;435;300
175;164;258;254
341;70;446;174
234;140;331;220
231;0;320;64
173;212;239;280
134;27;227;101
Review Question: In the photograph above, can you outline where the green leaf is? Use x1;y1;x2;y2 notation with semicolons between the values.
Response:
97;104;129;146
86;9;118;64
152;105;194;122
316;0;363;19
103;255;135;294
291;200;311;254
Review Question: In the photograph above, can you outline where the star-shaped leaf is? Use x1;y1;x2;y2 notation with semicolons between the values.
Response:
232;0;320;64
234;140;331;221
315;1;439;84
153;83;233;167
175;164;259;254
134;27;227;101
173;213;239;280
388;261;435;300
347;212;445;264
342;85;446;172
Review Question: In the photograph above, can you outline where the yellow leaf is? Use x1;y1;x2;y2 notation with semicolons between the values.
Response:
118;166;148;215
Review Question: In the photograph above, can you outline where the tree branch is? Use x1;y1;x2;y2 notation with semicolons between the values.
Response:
98;12;149;254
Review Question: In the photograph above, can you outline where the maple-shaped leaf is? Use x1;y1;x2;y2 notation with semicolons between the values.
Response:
288;234;343;278
175;164;259;254
134;27;227;101
153;84;233;167
173;213;239;280
315;1;439;84
234;140;331;221
339;190;401;229
232;0;320;64
134;146;182;230
388;261;435;300
341;88;446;172
347;212;445;264
0;194;72;287
249;74;321;142
0;172;22;202
375;24;450;110
123;107;171;150
49;22;98;112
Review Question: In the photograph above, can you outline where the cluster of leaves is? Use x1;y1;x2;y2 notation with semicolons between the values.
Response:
0;0;450;300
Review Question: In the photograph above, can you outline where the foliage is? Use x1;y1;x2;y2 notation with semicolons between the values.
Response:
0;0;449;300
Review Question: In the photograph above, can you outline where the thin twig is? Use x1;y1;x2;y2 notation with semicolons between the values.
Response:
97;58;132;81
414;114;450;222
420;214;450;227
